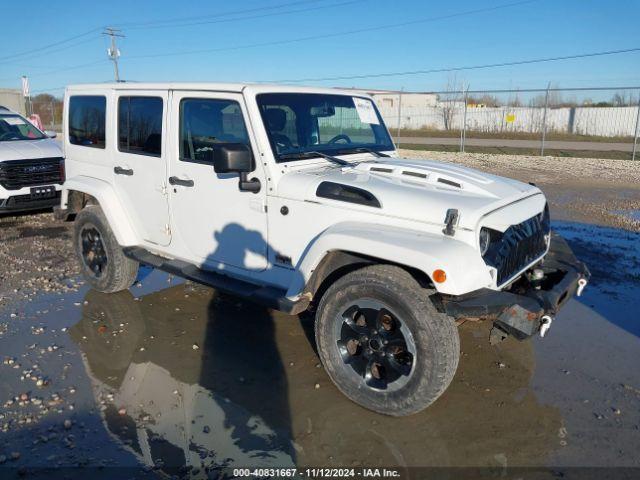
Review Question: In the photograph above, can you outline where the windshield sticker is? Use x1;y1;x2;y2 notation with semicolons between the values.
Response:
353;98;380;125
4;117;26;126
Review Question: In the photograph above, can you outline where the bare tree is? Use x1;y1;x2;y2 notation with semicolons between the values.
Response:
437;75;463;130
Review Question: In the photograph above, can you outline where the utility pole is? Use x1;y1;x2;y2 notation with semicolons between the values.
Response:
540;81;551;156
396;87;403;149
460;84;469;153
103;27;124;82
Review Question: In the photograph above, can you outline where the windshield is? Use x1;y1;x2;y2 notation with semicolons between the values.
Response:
257;93;394;161
0;113;46;141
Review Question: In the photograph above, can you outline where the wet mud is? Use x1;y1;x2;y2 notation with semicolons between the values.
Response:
0;223;638;478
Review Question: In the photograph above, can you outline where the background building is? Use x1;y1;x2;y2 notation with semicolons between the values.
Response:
0;88;26;114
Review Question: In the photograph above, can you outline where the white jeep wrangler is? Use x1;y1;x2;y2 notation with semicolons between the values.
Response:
60;83;589;416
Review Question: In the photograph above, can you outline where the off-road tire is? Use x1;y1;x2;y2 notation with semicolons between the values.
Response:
74;205;138;293
315;264;460;416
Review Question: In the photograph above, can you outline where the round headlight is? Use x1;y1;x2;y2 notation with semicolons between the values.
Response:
479;228;491;256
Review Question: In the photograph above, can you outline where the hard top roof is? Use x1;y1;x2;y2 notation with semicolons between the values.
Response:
64;82;371;97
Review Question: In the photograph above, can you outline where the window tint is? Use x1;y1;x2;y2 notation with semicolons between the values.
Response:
118;96;163;156
179;98;249;162
68;96;106;148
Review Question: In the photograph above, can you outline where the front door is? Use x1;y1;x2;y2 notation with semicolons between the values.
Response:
168;91;268;272
112;91;171;246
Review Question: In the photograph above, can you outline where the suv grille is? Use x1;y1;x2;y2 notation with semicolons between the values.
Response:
0;157;64;190
484;207;550;286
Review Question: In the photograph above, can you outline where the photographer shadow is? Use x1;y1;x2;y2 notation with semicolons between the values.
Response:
198;222;307;462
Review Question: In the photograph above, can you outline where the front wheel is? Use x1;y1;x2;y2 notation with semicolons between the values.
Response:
315;264;460;416
74;205;139;293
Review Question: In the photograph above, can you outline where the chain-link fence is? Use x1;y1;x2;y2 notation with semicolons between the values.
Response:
372;86;640;160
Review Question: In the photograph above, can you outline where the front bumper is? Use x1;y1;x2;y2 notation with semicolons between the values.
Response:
0;191;61;213
441;231;590;341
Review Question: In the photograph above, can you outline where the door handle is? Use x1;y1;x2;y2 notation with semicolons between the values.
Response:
114;166;134;176
169;176;194;187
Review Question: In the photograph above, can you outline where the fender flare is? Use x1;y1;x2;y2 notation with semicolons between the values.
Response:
287;222;493;298
62;177;138;246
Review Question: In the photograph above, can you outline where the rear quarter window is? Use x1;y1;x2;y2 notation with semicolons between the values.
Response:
68;96;106;148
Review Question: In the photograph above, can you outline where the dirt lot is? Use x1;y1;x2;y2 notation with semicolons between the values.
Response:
0;153;639;478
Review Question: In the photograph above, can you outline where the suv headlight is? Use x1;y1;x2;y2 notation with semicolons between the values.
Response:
479;228;491;256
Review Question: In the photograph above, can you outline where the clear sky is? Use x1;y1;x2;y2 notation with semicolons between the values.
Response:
1;0;638;97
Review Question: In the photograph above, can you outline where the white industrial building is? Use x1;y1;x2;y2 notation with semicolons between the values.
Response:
0;88;26;114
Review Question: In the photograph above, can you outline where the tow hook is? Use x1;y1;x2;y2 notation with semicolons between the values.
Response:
577;278;588;297
539;314;554;338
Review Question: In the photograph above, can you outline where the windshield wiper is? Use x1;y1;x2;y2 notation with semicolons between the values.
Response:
336;147;390;157
278;151;349;166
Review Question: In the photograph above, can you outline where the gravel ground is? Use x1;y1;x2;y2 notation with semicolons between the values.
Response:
400;150;640;232
399;149;640;184
0;213;79;309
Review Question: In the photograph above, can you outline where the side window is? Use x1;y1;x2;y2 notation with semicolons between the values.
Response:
68;96;106;148
118;96;163;156
179;98;249;163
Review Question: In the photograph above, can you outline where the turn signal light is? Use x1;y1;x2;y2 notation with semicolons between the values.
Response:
433;269;447;283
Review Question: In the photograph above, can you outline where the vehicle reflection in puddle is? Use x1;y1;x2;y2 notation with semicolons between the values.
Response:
70;286;295;474
69;281;562;473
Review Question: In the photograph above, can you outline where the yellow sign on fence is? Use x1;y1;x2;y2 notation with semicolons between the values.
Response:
505;113;516;123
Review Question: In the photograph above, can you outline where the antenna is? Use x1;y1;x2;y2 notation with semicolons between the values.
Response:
102;27;125;82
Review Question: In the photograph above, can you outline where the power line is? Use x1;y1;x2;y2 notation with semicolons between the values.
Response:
116;0;331;29
270;47;640;83
121;0;361;30
0;28;101;62
2;37;102;65
0;1;336;61
30;86;66;95
0;60;109;85
126;0;540;59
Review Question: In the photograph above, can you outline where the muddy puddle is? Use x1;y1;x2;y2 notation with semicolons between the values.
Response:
0;223;639;478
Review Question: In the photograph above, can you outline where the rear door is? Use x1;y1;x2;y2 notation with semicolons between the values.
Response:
112;91;171;246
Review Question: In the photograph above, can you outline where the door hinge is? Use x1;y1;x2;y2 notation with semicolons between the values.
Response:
164;224;171;236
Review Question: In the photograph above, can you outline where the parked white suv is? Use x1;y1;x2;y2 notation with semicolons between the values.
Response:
60;83;589;415
0;106;64;213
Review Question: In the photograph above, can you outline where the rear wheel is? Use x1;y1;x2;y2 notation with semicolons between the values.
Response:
74;205;138;293
315;264;459;416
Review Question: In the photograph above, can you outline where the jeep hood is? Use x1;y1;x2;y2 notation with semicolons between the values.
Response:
276;157;544;230
0;138;62;161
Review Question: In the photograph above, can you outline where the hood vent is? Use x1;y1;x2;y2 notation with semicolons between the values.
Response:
316;181;381;208
370;166;394;173
437;178;462;189
402;170;427;179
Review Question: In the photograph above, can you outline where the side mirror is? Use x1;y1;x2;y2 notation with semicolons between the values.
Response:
212;144;261;193
212;143;254;174
45;130;57;139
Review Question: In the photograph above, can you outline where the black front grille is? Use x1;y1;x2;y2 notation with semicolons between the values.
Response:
0;157;64;190
484;207;550;285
